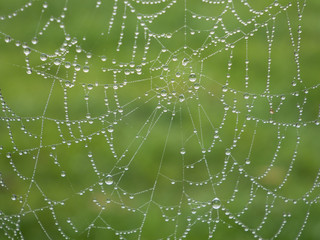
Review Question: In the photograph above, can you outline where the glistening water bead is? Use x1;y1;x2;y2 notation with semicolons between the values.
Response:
23;47;31;56
180;148;186;155
189;73;196;82
105;175;113;185
182;58;189;66
40;53;48;61
212;197;221;209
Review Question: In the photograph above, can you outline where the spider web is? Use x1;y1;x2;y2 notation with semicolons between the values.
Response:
0;0;320;239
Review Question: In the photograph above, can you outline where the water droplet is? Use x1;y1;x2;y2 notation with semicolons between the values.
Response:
105;175;113;185
101;55;107;62
172;55;177;61
212;197;221;209
6;152;11;159
243;93;249;99
40;53;48;61
43;2;48;8
31;37;38;45
24;47;31;56
87;84;93;90
179;94;185;102
5;35;11;43
124;69;130;75
75;64;81;71
225;148;231;156
136;65;142;72
180;148;186;155
11;194;17;201
83;65;90;73
107;125;114;133
189;73;196;82
61;171;66;177
222;85;228;92
194;83;200;90
182;58;189;66
65;61;71;68
54;58;61;66
160;89;167;97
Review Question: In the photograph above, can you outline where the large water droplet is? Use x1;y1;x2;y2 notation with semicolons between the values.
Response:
31;37;38;45
212;197;221;209
182;58;189;66
5;35;11;43
23;47;31;56
180;148;186;155
189;73;196;82
179;94;185;103
83;65;90;73
101;55;107;62
105;175;113;185
225;148;231;156
160;89;167;97
11;194;17;201
40;53;48;61
54;58;61;66
107;125;114;133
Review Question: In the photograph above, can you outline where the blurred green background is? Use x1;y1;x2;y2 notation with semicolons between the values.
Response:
0;0;320;239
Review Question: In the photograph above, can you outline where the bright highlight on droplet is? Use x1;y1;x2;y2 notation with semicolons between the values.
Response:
212;197;221;209
105;175;113;185
189;73;196;82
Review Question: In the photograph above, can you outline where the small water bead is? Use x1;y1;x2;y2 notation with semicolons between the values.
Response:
107;125;114;133
245;158;250;165
5;35;11;43
182;58;189;66
40;53;48;61
124;69;130;75
180;148;186;155
189;73;196;82
75;64;81;71
225;148;231;156
105;175;113;185
222;85;228;92
243;93;249;99
43;1;48;8
61;171;66;177
83;66;90;73
136;65;142;73
11;194;17;201
179;94;185;102
194;83;200;90
172;55;178;61
23;47;31;56
87;84;93;90
6;152;11;159
101;55;107;62
65;61;71;68
31;37;38;45
160;89;167;97
54;58;61;65
212;197;221;209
